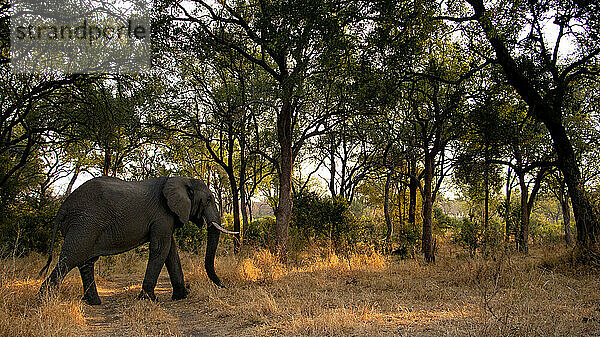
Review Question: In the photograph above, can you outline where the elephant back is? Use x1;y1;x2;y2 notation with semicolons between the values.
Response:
58;176;152;232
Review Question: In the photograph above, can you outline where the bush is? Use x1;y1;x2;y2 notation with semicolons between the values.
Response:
530;218;562;246
391;224;421;258
291;190;361;250
453;218;480;257
175;221;206;253
0;196;59;255
434;206;460;230
244;216;276;248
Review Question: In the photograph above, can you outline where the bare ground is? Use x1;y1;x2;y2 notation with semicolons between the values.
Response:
83;271;216;337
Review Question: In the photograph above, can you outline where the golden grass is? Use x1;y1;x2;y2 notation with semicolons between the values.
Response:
1;244;599;336
0;254;85;337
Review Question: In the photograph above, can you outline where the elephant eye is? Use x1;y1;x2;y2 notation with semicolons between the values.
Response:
186;187;194;200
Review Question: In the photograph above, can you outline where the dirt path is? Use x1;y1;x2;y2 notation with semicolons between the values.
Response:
82;270;215;337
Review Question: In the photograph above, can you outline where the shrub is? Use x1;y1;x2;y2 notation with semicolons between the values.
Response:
291;190;360;250
244;216;276;248
530;218;562;246
434;206;460;230
391;224;421;258
0;196;59;255
453;218;480;257
175;222;206;253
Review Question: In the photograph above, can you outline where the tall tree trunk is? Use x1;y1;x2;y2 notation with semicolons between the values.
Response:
544;116;599;246
240;183;249;242
483;148;489;250
216;183;224;218
248;198;253;223
422;153;435;263
398;183;404;224
227;171;241;254
518;173;529;253
102;148;111;176
408;159;417;229
505;167;512;242
239;136;249;249
275;91;293;263
329;137;337;196
384;173;392;241
560;182;574;247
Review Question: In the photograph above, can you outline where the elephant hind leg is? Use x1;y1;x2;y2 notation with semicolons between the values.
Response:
38;258;73;297
79;257;101;305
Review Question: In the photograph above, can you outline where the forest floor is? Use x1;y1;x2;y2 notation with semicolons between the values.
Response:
1;242;600;336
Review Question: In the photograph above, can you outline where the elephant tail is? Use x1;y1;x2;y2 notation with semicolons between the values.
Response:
39;217;60;277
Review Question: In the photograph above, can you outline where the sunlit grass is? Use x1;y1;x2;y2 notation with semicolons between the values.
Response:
0;254;85;337
0;243;599;336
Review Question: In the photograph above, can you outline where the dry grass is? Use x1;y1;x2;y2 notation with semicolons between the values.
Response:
1;243;599;336
0;253;85;337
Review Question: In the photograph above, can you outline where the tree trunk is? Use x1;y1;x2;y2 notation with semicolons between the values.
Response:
544;117;599;246
102;148;111;176
560;183;574;247
518;173;529;253
384;173;392;241
239;135;249;249
408;159;417;229
275;91;293;263
398;183;404;224
329;137;337;196
227;171;241;254
248;198;253;223
505;167;512;242
216;184;224;217
240;183;249;242
483;148;489;250
422;154;435;263
64;165;81;198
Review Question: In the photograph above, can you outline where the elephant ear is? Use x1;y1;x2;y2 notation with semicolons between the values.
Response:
163;177;192;226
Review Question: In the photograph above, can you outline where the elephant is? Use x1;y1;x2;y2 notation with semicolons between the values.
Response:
38;176;237;305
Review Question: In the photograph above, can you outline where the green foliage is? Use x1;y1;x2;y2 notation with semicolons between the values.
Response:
453;218;480;258
291;190;361;249
530;219;562;246
433;206;460;230
244;216;276;248
175;222;206;254
0;196;59;255
391;224;421;259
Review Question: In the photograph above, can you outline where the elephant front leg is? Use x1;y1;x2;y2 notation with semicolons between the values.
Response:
79;257;101;305
138;234;171;301
165;236;189;300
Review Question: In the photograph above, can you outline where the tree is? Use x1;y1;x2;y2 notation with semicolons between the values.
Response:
66;77;158;177
448;0;600;247
456;78;554;252
546;170;574;246
182;51;266;253
166;0;360;260
0;71;91;190
410;63;467;262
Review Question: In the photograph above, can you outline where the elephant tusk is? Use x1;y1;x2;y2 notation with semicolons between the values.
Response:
211;222;239;235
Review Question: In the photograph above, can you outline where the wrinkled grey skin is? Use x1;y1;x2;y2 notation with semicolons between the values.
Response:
39;176;225;305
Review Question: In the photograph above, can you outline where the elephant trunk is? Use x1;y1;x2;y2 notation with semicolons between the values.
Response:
201;194;236;288
205;224;224;287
